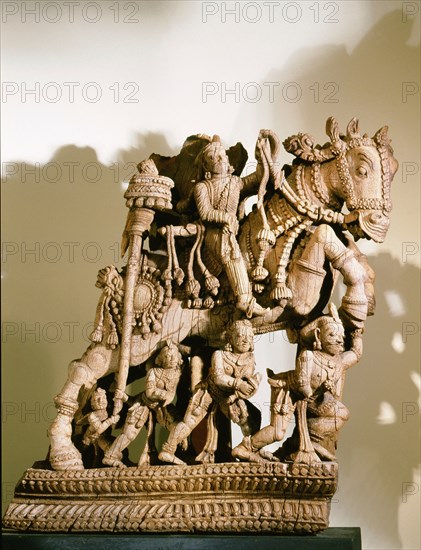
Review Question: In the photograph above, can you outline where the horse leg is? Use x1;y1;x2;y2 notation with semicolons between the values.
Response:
288;225;369;326
344;237;376;315
48;344;116;471
195;404;218;464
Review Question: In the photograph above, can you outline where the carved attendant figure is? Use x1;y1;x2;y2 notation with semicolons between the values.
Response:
103;341;183;467
82;388;119;457
159;319;261;464
233;305;362;463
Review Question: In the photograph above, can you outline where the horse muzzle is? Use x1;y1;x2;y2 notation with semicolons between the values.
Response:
355;210;391;243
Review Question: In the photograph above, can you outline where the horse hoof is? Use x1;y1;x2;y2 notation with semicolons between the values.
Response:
232;445;267;464
232;444;252;461
290;450;321;465
49;449;84;471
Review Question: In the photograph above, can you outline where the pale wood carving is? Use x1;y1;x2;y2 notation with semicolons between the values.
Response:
3;118;398;534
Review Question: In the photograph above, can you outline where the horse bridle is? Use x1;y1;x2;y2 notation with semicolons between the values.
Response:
333;142;393;216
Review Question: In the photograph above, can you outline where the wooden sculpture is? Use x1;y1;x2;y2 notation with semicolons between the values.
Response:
3;118;398;534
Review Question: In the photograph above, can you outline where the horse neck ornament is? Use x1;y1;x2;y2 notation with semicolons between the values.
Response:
236;117;396;321
278;117;395;243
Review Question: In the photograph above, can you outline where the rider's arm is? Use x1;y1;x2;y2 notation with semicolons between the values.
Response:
240;172;259;198
194;182;230;225
88;413;103;433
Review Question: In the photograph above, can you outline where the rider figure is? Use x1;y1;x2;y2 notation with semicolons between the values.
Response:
194;136;268;317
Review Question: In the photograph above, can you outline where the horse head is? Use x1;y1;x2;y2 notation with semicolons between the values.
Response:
283;117;398;243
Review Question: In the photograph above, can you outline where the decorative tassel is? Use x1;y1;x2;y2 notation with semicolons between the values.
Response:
186;278;200;298
203;296;214;309
107;330;119;349
90;325;104;343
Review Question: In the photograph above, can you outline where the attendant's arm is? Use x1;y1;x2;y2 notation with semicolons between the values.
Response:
294;350;314;398
342;329;363;370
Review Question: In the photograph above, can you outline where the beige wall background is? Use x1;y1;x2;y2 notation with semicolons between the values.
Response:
2;1;420;548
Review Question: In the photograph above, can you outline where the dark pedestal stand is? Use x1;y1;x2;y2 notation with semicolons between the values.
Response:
2;527;361;550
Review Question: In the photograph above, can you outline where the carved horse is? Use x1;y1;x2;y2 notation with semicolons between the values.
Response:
241;117;397;328
48;118;398;470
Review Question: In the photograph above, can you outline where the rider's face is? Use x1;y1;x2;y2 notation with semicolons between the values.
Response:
206;148;229;175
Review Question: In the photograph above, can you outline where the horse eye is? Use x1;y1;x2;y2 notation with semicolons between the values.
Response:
357;166;368;177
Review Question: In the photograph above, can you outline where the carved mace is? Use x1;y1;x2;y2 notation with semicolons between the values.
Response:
113;160;174;417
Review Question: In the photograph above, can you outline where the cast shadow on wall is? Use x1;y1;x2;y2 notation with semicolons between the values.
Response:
258;9;419;149
333;253;420;550
2;137;419;549
1;133;179;513
253;10;419;549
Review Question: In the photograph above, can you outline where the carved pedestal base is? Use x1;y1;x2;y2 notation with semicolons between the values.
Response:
3;462;337;534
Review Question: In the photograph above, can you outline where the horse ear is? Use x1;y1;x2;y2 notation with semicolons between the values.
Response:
346;118;360;138
374;125;390;146
326;117;340;144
